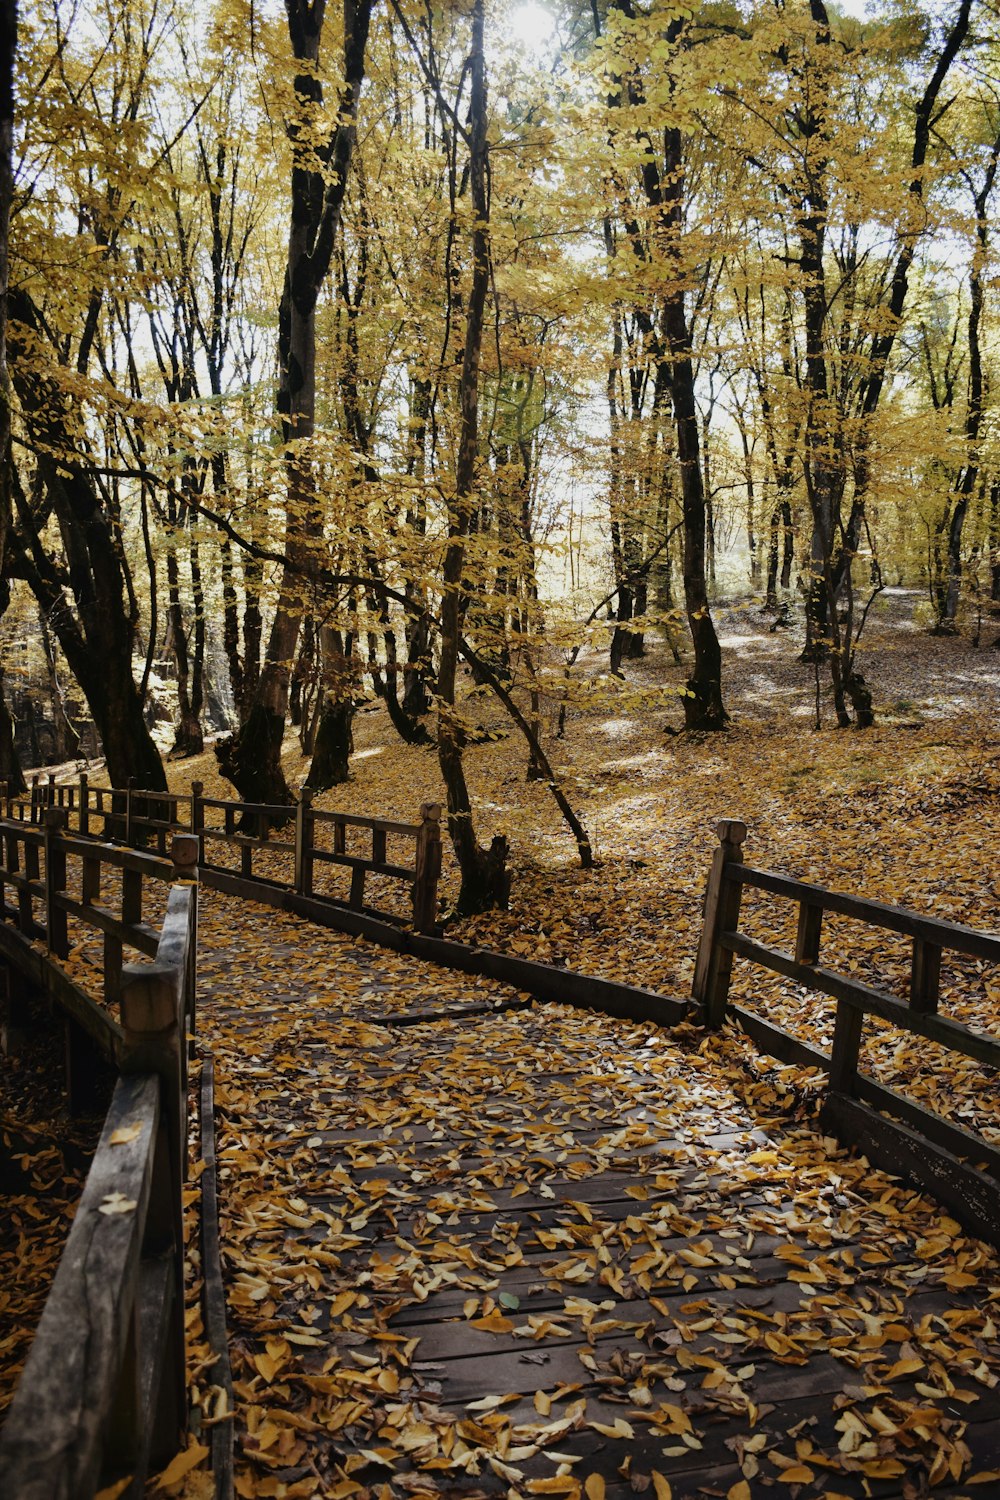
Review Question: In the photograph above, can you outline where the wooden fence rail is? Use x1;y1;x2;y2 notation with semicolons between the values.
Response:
693;819;1000;1244
3;774;442;934
0;835;197;1498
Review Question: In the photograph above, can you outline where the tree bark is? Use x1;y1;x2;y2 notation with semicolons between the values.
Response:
8;292;166;789
436;0;511;914
216;0;373;810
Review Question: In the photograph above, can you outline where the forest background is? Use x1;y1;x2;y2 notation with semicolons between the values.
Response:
2;0;1000;923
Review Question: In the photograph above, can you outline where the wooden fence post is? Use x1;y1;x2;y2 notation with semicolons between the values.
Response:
31;775;40;823
910;938;942;1015
190;780;204;861
295;786;314;896
828;998;864;1097
44;807;69;960
79;771;90;836
16;829;35;934
692;818;747;1029
413;802;443;934
118;962;186;1466
125;777;136;845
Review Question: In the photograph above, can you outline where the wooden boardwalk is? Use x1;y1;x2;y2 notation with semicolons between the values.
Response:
193;887;1000;1499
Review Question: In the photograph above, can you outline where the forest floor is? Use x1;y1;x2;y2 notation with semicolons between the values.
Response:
3;589;1000;1492
171;585;1000;1141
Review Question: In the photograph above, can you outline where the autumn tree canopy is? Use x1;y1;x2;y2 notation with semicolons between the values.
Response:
4;0;1000;905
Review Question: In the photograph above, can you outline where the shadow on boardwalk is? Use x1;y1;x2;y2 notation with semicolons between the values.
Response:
198;888;1000;1500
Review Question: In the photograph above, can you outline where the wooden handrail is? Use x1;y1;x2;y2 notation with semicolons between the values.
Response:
692;820;1000;1245
0;844;196;1497
2;774;444;935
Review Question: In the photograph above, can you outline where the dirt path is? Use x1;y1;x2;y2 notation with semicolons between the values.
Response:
196;888;1000;1500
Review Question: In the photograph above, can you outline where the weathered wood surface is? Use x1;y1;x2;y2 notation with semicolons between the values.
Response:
693;826;1000;1246
821;1092;1000;1247
197;861;688;1025
195;886;1000;1499
0;1074;160;1499
722;932;1000;1069
729;860;1000;963
729;1003;1000;1178
199;1058;234;1500
0;836;197;1498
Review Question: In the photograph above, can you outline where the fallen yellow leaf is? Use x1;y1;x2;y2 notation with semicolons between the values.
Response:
150;1442;210;1489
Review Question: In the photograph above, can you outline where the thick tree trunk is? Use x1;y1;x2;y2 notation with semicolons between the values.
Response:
217;0;372;807
0;0;13;587
38;608;80;762
305;627;355;789
0;664;24;792
8;294;166;790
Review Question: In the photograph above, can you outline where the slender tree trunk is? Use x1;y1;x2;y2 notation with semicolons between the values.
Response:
937;129;999;631
660;127;727;730
436;0;510;913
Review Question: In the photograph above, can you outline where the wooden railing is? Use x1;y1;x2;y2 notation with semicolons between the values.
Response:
0;810;199;1101
693;819;1000;1244
0;832;197;1497
5;774;443;933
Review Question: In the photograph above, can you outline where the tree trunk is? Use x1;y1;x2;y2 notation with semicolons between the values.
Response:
216;0;372;808
936;128;998;632
0;0;13;588
660;126;727;731
8;294;166;790
436;0;510;914
306;627;355;789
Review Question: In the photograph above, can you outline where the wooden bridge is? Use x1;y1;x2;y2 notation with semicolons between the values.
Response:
1;782;999;1499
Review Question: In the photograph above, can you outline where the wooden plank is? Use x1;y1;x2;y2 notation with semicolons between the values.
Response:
731;861;1000;962
200;828;295;855
312;809;418;837
310;849;412;880
828;998;864;1094
821;1092;1000;1247
0;1074;159;1499
121;866;143;928
692;820;747;1026
200;1059;235;1500
133;1251;181;1479
794;900;823;965
197;866;689;1025
723;932;1000;1068
202;796;293;819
